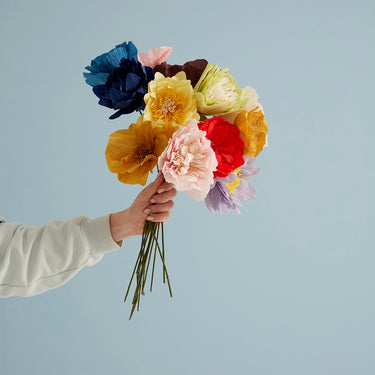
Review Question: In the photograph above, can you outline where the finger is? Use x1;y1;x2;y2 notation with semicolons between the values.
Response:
149;188;177;204
138;172;164;200
144;200;174;215
148;171;164;191
157;181;174;194
146;211;171;223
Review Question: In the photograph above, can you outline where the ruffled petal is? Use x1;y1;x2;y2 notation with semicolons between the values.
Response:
138;46;172;69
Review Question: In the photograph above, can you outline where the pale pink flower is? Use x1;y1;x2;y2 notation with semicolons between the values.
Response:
158;119;218;201
138;46;173;69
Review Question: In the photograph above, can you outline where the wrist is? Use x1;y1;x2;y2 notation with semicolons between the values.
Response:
109;209;135;243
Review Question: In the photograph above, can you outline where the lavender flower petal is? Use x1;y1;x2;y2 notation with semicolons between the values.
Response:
204;158;259;214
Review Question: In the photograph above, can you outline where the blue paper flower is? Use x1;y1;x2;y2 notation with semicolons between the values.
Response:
84;41;154;119
84;41;138;87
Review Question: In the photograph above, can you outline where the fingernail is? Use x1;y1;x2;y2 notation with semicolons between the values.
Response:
157;188;164;194
143;208;151;214
150;198;156;204
147;216;154;221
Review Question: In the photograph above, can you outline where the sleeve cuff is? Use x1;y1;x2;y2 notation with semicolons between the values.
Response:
82;214;122;256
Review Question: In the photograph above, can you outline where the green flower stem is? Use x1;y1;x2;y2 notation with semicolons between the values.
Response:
125;219;172;320
150;239;157;293
150;227;172;298
162;223;165;283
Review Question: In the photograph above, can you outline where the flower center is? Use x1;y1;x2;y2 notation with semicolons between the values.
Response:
226;167;243;194
134;144;153;162
159;98;176;115
208;77;238;102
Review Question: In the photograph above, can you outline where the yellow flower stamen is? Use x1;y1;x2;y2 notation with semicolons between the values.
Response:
151;93;184;124
159;98;176;115
226;167;243;194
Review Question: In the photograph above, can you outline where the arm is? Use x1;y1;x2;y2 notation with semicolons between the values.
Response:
0;214;119;297
0;173;176;298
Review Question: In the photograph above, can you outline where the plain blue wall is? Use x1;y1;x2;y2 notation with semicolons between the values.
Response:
0;0;374;374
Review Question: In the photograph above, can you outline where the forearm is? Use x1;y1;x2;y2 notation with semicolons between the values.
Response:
0;214;120;297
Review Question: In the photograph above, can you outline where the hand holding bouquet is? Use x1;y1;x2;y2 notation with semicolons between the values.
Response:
84;41;268;318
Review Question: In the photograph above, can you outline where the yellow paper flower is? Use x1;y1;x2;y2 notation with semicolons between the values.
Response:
143;71;199;127
105;118;176;185
234;107;268;158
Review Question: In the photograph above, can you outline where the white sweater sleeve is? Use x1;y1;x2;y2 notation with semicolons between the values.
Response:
0;214;121;298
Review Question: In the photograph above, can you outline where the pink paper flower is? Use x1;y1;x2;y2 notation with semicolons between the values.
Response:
138;46;172;69
158;119;218;201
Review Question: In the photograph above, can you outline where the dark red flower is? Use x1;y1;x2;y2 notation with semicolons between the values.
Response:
154;59;208;87
198;117;245;178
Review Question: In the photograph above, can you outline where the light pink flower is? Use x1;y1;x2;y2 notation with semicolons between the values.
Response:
138;46;172;69
158;119;218;201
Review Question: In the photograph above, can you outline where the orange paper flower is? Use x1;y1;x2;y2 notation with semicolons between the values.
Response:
234;107;268;158
105;118;176;185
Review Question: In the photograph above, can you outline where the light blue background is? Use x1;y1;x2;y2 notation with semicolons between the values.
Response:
0;0;374;374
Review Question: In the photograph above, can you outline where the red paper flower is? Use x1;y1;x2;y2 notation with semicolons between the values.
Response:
198;116;245;178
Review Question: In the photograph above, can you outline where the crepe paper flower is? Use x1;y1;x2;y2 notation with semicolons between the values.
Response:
154;59;208;88
205;157;259;214
105;118;175;186
226;157;260;193
234;106;268;158
83;41;154;119
143;71;199;127
84;41;138;87
138;46;173;69
158;119;218;201
93;59;154;119
221;86;264;124
198;116;244;178
193;63;248;116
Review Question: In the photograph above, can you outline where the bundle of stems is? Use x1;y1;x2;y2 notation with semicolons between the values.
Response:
124;220;172;320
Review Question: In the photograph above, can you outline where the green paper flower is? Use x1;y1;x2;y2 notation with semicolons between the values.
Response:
193;64;248;116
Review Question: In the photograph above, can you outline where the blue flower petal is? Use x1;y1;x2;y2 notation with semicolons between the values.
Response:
114;41;138;60
106;41;138;68
90;53;114;73
83;72;109;87
126;73;141;91
98;98;113;108
109;91;133;109
112;98;134;110
109;108;130;120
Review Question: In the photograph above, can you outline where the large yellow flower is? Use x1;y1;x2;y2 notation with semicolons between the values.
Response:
143;71;199;127
234;107;268;158
105;118;176;185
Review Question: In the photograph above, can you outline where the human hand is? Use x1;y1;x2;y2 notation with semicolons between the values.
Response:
109;172;177;244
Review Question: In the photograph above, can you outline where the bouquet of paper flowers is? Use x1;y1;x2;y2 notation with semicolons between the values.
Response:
84;41;268;318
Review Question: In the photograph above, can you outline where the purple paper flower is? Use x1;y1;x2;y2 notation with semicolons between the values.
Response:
204;157;260;214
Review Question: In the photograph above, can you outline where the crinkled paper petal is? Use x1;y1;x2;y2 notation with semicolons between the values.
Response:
138;46;172;69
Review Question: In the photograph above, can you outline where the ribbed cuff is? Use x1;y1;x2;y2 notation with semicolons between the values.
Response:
82;214;122;256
